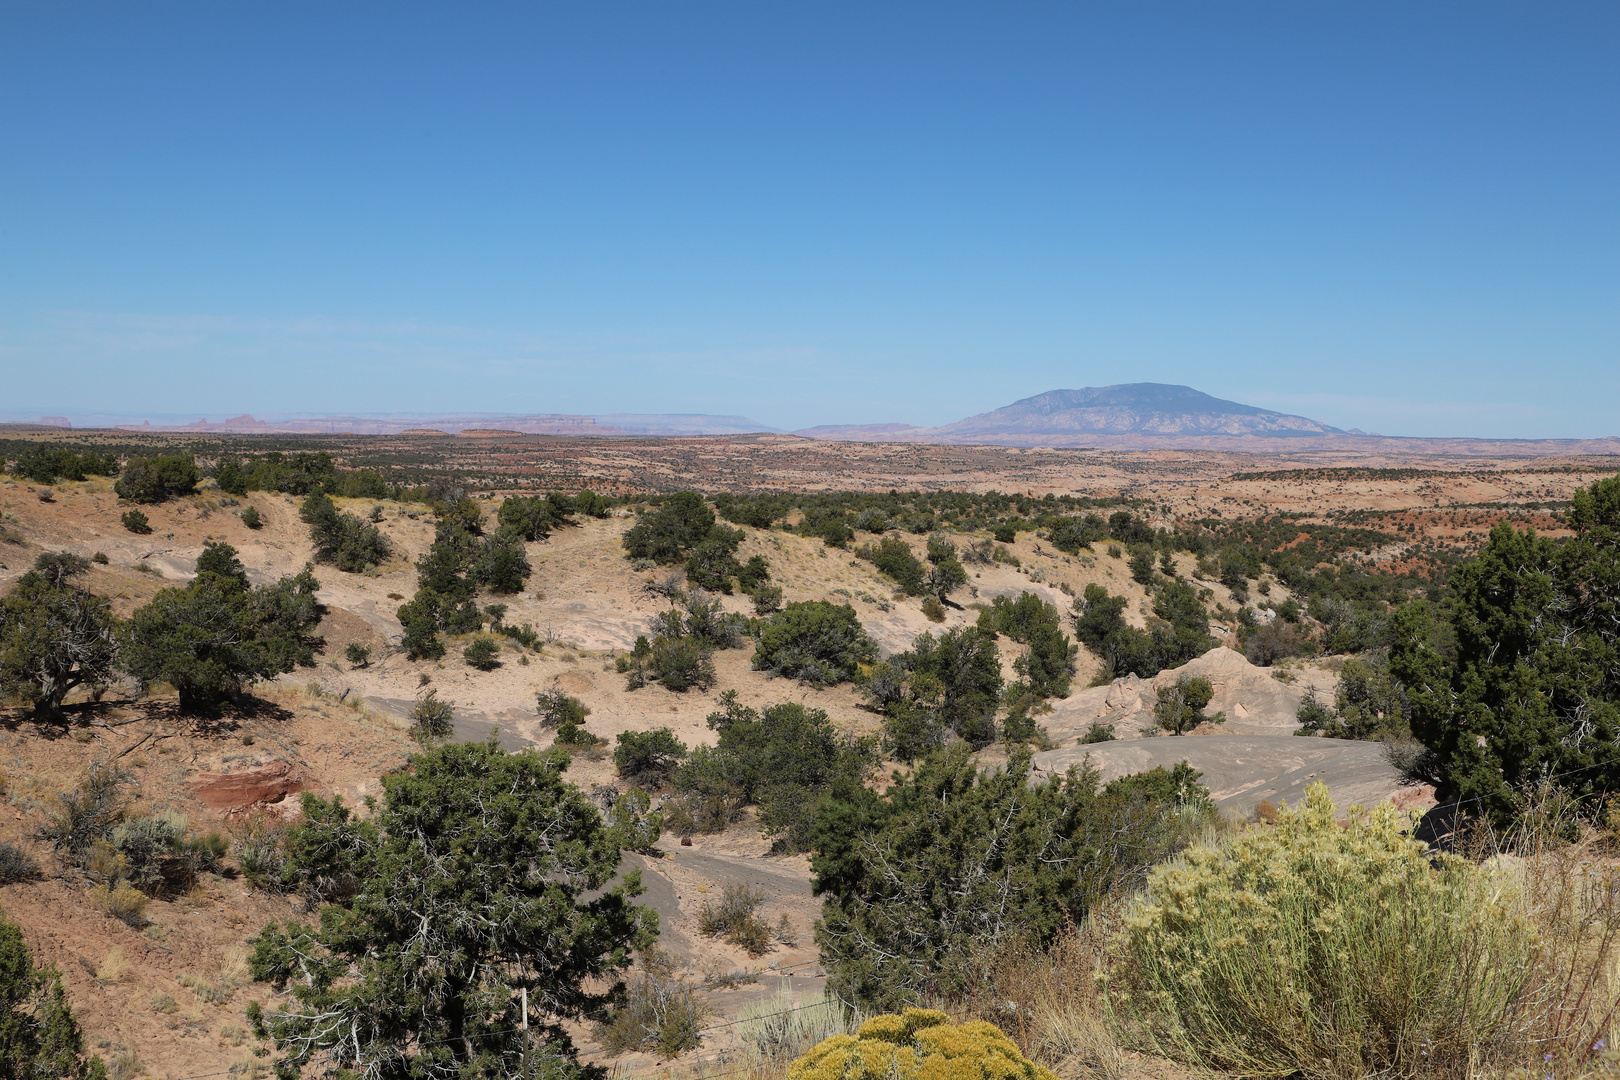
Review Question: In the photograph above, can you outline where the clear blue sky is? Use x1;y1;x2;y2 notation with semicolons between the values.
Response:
2;3;1615;437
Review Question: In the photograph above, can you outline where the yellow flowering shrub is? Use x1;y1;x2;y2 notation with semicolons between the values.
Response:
1109;782;1537;1079
788;1008;1057;1080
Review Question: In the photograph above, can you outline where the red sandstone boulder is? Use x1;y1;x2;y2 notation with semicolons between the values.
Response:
190;760;303;813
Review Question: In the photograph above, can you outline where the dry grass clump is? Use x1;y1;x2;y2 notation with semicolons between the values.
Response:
697;883;774;956
593;952;710;1057
1106;782;1620;1079
736;989;865;1077
943;926;1122;1080
89;881;149;927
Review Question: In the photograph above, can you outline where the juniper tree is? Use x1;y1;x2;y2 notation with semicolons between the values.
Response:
1392;476;1620;819
0;553;119;721
0;912;106;1078
248;739;656;1079
122;543;322;712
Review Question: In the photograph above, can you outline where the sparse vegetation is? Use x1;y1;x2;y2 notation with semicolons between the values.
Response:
592;953;709;1057
0;842;40;885
697;883;774;955
120;508;151;534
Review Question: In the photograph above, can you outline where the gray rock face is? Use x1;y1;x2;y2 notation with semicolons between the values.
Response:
1031;647;1423;815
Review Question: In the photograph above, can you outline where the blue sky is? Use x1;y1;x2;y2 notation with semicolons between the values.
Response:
2;3;1615;437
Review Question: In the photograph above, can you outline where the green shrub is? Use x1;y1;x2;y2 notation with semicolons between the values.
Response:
462;638;500;670
344;643;371;668
409;689;454;742
1074;580;1212;680
115;454;197;503
604;788;663;853
9;445;117;484
876;627;1003;754
864;536;926;596
239;506;263;529
0;842;40;884
496;494;568;541
574;490;609;518
300;490;392;573
123;552;322;713
1080;721;1115;744
498;622;541;649
1153;675;1223;735
536;685;589;728
0;555;120;720
812;747;1211;1011
613;728;688;788
621;492;716;564
1242;617;1313;666
753;601;875;686
751;582;784;614
646;635;715;692
120;509;151;534
554;717;601;747
788;1009;1054;1080
248;738;655;1077
673;694;876;853
684;527;745;592
1109;783;1539;1078
0;913;106;1076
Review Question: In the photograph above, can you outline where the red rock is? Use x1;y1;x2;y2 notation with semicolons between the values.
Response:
190;761;303;813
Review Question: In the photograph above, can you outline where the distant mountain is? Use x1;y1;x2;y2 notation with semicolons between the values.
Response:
930;384;1342;439
795;384;1345;447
